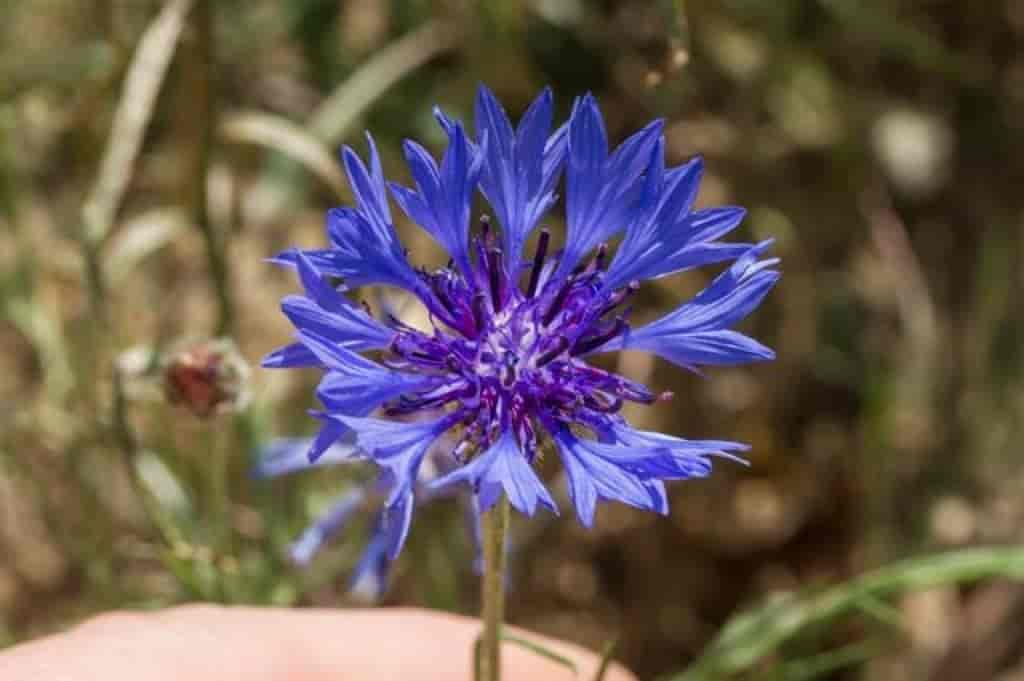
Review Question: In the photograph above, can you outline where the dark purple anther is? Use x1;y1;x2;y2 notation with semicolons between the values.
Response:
571;317;628;356
471;292;487;334
601;280;640;316
542;278;574;326
515;413;538;461
487;248;503;310
536;336;570;366
526;229;550;298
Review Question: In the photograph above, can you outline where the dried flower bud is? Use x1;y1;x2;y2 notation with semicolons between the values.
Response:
163;338;249;418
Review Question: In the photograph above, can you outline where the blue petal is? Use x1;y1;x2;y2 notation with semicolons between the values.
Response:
273;137;422;292
261;341;320;369
381;489;416;560
298;329;390;374
268;326;425;464
342;133;392;238
429;430;557;516
252;431;362;478
600;242;779;368
514;89;552;198
611;423;749;479
475;86;515;194
306;411;356;462
603;150;754;290
296;329;433;416
289;487;367;565
645;480;669;515
464;497;485;575
687;206;749;243
637;330;775;366
606;119;664;185
277;254;394;352
472;85;564;269
391;123;482;275
541;121;569;198
613;423;749;457
564;96;608;265
316;370;431;416
652;241;754;280
323;208;422;291
294;246;354;313
603;151;697;286
550;426;675;526
348;512;392;600
331;413;457;558
557;95;663;281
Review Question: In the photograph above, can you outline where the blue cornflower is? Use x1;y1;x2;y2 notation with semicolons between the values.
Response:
265;85;778;560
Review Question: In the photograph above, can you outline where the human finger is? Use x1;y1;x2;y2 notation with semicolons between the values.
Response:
0;605;636;681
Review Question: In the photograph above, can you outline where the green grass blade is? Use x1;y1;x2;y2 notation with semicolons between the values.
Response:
779;639;883;681
668;545;1024;681
473;626;580;679
593;636;620;681
500;628;579;677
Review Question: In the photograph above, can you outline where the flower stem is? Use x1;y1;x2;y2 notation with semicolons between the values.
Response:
479;496;510;681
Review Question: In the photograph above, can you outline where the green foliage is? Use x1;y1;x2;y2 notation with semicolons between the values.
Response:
670;547;1024;680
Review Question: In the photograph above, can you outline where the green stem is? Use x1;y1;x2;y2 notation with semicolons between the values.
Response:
189;0;234;336
112;367;184;550
479;496;510;681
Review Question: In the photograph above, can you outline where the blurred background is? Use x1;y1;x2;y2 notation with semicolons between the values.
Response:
2;1;1023;679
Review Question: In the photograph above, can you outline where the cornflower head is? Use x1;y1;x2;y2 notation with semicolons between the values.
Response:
265;85;779;562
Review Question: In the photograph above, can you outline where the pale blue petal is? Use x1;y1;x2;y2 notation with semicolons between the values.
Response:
557;95;662;281
391;124;481;275
429;430;557;516
472;85;563;268
348;513;392;599
602;156;754;290
253;431;362;478
289;487;367;565
600;242;779;367
330;413;457;558
261;341;320;369
551;426;674;526
276;254;395;351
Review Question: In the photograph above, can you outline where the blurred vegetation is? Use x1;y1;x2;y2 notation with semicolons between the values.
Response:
2;1;1024;679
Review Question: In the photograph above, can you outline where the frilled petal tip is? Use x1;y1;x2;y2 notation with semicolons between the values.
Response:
429;430;557;517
